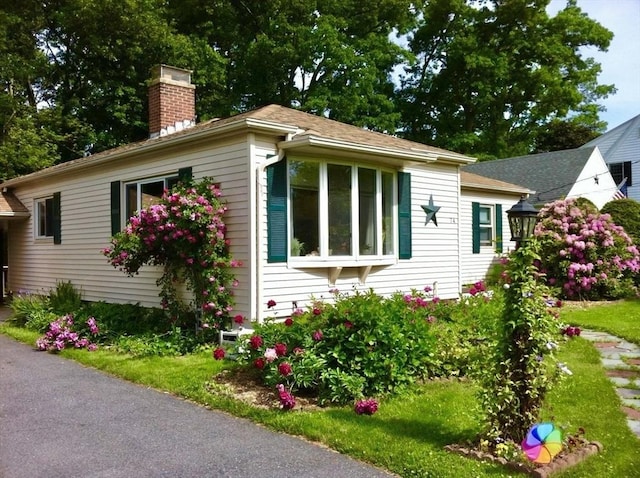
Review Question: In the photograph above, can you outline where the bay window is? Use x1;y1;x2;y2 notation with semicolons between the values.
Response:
287;159;398;260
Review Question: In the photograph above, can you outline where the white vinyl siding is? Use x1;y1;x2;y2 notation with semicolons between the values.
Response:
460;190;520;285
8;137;252;319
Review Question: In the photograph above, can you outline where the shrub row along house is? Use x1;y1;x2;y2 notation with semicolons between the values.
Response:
0;65;532;320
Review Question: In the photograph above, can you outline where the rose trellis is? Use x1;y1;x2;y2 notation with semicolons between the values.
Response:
103;178;240;330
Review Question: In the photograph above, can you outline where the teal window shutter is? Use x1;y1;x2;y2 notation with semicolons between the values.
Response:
472;202;480;254
266;160;287;262
110;181;121;235
495;204;503;253
398;172;412;259
52;192;61;245
178;167;192;183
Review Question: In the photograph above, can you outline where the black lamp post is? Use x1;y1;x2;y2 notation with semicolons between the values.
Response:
506;196;539;248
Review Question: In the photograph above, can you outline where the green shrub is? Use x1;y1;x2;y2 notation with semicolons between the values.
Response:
534;198;640;299
110;327;203;357
234;289;445;405
9;291;49;326
601;198;640;244
49;281;83;315
25;309;59;332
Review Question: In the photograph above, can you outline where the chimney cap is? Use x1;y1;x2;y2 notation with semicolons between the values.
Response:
150;64;193;86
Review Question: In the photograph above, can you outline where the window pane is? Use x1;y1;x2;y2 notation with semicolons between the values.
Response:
125;184;138;220
382;172;394;255
358;168;377;255
37;201;49;237
290;161;319;256
479;206;491;225
480;227;492;246
328;164;352;256
141;181;165;209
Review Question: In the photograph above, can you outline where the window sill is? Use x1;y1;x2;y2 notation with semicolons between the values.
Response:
287;257;397;285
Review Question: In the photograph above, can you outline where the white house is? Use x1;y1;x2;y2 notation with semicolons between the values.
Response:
0;66;526;318
581;113;640;202
464;146;618;209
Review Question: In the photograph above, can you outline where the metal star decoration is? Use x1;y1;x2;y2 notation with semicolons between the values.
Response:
421;195;441;226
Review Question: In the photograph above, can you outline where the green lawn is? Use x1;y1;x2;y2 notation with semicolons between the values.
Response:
560;298;640;344
2;300;640;477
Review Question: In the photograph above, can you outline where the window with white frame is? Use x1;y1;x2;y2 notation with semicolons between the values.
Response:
124;175;179;220
288;159;396;259
471;201;503;254
478;204;494;246
35;197;54;238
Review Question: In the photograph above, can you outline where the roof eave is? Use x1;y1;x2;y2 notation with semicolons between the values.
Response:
278;135;444;163
462;182;534;195
2;118;299;187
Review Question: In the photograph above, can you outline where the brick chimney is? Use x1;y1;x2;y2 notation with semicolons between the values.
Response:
148;65;196;138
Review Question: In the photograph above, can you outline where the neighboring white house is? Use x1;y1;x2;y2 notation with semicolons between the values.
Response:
463;146;619;209
581;113;640;202
0;66;527;318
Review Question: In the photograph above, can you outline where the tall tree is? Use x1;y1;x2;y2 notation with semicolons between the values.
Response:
533;119;600;152
0;0;226;173
398;0;614;158
167;0;415;131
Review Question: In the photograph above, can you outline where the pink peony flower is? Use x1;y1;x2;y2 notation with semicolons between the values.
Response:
267;299;277;308
276;384;296;410
213;347;225;360
253;358;265;369
312;330;323;341
284;317;294;326
264;348;278;362
233;314;244;325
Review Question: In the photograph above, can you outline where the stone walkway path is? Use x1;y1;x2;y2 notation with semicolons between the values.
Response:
580;329;640;439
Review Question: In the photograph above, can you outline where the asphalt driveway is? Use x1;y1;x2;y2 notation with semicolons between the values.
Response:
0;334;394;478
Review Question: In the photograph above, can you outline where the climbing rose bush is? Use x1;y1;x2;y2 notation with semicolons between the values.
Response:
103;178;240;330
534;198;640;300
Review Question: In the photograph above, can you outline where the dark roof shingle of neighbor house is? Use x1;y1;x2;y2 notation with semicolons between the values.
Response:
463;147;598;205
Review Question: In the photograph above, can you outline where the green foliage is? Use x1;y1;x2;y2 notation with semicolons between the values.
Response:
111;327;204;357
104;178;239;330
48;281;83;315
235;289;440;404
399;0;613;157
8;291;50;327
475;241;564;447
601;198;640;245
533;119;600;153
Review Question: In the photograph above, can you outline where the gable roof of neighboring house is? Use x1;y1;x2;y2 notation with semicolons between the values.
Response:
580;113;640;161
463;147;598;205
0;190;30;218
2;104;474;189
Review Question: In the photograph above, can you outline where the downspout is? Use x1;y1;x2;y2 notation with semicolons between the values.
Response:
255;135;291;323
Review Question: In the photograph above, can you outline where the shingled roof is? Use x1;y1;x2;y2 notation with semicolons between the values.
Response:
463;147;597;205
0;190;29;218
3;104;474;187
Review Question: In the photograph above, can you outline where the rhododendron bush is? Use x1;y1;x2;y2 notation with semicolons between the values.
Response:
534;198;640;300
103;178;240;330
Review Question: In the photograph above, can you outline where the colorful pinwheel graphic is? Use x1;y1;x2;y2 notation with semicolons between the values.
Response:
521;423;563;464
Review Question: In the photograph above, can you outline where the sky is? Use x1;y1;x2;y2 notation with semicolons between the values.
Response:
547;0;640;130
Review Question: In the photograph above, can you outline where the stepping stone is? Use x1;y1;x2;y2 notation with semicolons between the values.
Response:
617;388;640;399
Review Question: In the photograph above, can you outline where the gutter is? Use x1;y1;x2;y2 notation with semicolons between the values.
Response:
254;135;291;323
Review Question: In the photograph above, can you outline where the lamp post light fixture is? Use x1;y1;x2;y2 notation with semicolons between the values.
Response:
506;196;539;248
